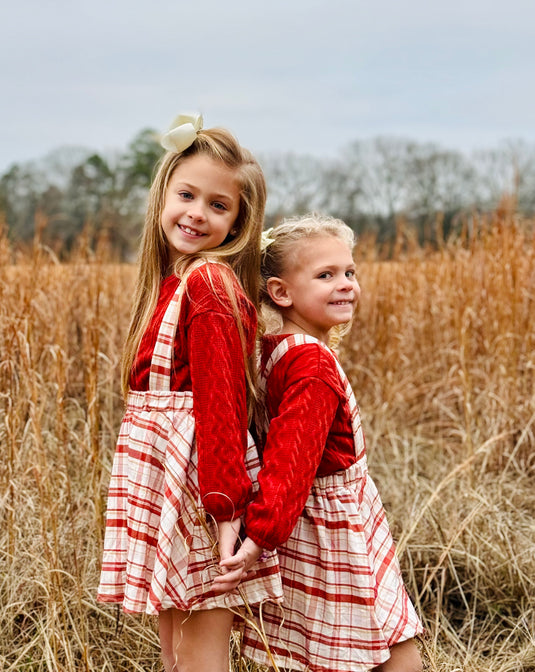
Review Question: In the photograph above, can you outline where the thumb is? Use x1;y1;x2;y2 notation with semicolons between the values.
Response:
220;537;263;571
220;546;248;570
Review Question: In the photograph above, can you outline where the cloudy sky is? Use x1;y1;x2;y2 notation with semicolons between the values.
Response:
1;0;534;172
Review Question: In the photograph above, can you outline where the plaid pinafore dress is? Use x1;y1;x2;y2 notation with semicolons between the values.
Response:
97;264;283;615
241;334;423;672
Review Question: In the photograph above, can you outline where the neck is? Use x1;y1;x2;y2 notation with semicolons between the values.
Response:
280;316;330;343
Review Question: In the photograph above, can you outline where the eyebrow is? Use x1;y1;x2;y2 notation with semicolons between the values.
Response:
311;262;356;272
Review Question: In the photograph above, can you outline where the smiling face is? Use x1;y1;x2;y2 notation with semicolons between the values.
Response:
269;234;360;342
160;154;241;263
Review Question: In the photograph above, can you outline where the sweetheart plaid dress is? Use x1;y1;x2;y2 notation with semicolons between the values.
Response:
241;334;423;672
97;263;283;615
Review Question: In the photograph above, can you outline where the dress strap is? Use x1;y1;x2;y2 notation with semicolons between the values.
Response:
148;259;208;391
261;334;366;460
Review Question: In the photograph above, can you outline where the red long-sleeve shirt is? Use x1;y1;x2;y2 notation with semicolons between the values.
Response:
244;335;357;550
130;263;256;521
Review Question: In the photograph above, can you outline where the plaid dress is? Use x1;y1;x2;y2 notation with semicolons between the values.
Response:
241;334;423;672
97;265;283;615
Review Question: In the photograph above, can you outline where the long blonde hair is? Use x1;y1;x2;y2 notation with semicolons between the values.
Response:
122;127;266;408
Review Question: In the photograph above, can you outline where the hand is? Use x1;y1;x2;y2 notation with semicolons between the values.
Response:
212;537;264;594
216;518;242;564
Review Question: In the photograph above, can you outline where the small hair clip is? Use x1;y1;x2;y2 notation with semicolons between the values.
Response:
260;227;276;252
160;113;203;153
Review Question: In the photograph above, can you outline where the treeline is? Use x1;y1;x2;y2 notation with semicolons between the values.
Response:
1;128;534;259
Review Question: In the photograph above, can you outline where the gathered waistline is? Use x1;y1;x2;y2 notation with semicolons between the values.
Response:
312;458;368;491
126;389;194;412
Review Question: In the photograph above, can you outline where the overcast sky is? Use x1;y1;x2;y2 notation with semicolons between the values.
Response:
1;0;534;173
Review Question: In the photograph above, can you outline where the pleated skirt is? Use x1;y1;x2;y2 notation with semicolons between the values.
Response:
97;389;283;615
240;460;423;672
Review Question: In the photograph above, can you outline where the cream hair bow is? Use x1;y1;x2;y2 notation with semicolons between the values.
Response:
160;113;203;153
260;227;276;252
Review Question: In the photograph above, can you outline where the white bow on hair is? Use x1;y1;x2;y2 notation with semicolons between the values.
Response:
260;227;276;252
160;113;203;153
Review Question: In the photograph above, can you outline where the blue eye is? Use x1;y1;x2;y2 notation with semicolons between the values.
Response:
179;191;193;200
212;202;227;211
346;270;355;278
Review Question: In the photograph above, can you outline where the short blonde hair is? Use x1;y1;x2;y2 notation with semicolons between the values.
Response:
261;212;355;303
260;213;356;344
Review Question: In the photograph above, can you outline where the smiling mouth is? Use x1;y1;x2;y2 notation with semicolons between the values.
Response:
330;300;353;306
179;223;205;237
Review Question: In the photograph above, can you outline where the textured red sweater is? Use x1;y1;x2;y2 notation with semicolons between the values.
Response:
244;335;357;550
130;263;256;521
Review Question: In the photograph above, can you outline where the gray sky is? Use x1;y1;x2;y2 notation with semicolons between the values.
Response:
1;0;534;173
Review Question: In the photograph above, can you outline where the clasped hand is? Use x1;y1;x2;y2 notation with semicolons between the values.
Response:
213;520;263;594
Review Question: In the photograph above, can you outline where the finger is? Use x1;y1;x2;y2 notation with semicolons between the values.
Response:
212;578;241;593
219;550;247;570
213;581;238;595
219;559;244;571
212;569;247;594
213;566;245;584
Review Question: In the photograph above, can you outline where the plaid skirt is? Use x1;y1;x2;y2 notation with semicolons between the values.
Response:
240;460;423;672
97;389;283;615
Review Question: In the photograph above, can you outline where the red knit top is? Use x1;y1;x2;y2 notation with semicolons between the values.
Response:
130;263;257;521
244;335;357;550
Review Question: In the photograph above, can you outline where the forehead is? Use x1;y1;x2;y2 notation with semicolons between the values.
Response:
169;154;240;195
287;235;353;271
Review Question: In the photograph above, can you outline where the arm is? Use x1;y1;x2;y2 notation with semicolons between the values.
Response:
244;375;340;550
189;310;253;521
213;374;340;593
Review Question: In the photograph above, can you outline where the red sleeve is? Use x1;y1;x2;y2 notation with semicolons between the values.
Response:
186;267;255;521
244;375;339;550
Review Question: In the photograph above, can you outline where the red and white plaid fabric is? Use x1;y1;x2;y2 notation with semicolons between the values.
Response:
97;263;283;615
241;334;423;671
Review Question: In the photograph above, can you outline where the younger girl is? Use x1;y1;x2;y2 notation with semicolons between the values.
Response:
97;114;282;672
216;214;424;672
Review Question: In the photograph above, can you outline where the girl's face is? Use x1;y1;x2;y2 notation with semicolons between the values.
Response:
161;154;241;263
272;235;360;342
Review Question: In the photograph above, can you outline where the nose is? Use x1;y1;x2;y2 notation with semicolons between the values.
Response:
338;274;356;292
187;201;207;222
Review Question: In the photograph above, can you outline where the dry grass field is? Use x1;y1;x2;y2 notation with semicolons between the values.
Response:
0;205;534;671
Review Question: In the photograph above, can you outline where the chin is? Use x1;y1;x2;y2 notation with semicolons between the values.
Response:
331;312;353;324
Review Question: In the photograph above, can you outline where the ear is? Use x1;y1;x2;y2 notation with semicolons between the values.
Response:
266;277;292;308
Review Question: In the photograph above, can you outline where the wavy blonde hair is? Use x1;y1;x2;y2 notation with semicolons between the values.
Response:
260;212;356;346
121;127;266;410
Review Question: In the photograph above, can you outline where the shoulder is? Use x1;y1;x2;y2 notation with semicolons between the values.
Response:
181;262;257;339
158;273;180;301
185;260;241;295
184;261;253;316
262;335;341;390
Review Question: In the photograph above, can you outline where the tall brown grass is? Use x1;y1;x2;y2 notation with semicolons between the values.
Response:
0;205;534;671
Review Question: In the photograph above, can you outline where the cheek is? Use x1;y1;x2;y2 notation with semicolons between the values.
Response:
161;201;172;222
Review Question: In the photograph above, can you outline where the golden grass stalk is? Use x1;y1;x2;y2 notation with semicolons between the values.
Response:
1;208;534;670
